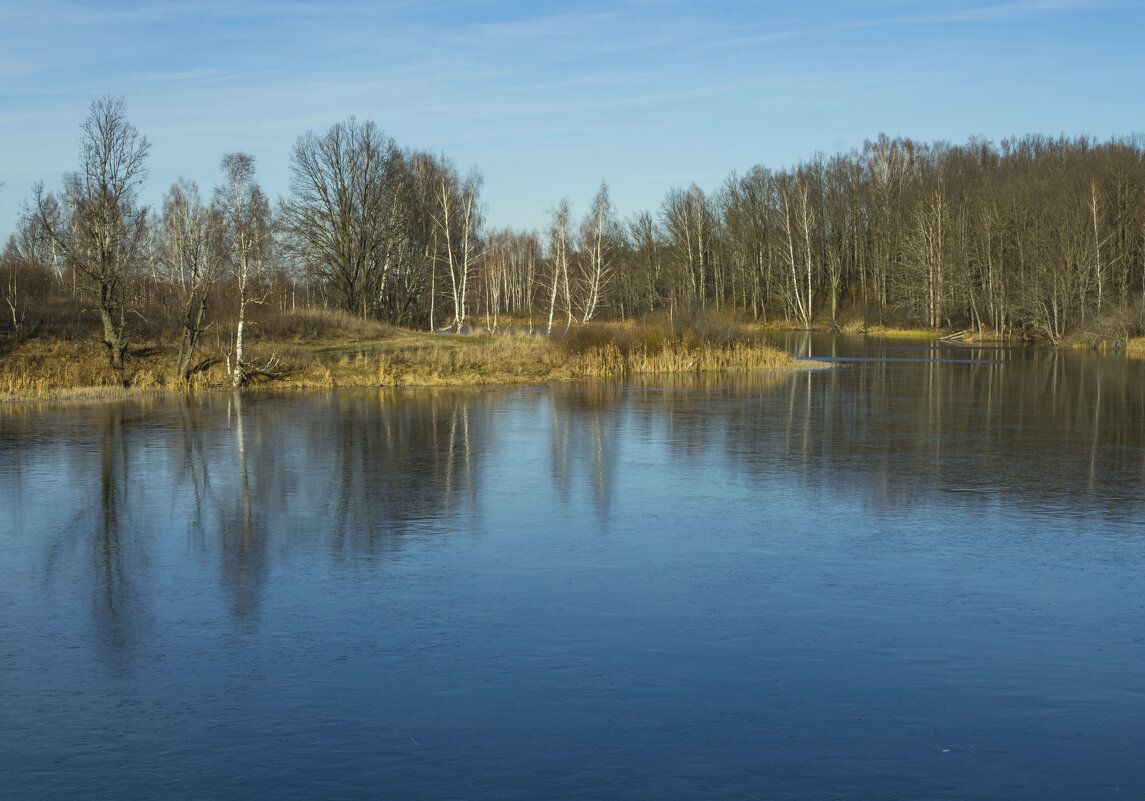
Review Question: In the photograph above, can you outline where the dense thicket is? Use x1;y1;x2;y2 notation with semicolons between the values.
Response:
5;100;1145;373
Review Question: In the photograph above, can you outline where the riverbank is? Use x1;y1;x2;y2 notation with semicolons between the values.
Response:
0;315;824;402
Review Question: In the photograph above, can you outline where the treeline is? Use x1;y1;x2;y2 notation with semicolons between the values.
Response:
5;97;1145;380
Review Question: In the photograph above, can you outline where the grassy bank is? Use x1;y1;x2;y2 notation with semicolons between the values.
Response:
0;311;818;401
1126;337;1145;356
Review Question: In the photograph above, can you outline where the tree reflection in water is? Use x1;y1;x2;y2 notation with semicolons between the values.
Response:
3;344;1144;659
3;345;1145;801
90;406;139;664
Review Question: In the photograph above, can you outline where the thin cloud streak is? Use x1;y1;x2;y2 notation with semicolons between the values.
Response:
1;0;1142;238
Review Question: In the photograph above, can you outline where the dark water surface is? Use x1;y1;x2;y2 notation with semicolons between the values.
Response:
3;336;1145;799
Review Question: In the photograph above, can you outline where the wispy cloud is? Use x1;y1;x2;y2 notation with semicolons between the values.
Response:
1;0;1142;237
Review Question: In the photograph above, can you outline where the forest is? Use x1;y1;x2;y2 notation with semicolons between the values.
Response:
4;96;1145;386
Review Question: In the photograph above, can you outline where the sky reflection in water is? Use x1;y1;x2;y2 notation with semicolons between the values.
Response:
2;344;1145;799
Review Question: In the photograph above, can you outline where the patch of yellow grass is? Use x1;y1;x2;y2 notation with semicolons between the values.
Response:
0;340;183;400
858;325;943;338
275;330;569;388
2;319;817;401
754;317;943;338
1125;337;1145;355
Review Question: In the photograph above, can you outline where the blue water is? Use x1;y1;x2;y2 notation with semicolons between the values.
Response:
2;345;1144;799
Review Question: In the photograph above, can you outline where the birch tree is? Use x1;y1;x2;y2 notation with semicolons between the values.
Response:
546;199;572;335
776;173;816;327
217;153;273;387
578;181;618;323
430;163;482;333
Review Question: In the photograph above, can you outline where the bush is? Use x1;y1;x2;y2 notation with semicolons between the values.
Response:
557;323;633;355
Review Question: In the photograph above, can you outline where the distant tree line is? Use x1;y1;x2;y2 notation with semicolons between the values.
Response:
5;97;1145;378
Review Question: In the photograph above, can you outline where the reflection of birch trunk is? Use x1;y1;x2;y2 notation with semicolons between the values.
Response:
224;391;263;619
781;368;814;464
444;402;456;501
590;413;610;514
234;393;252;528
174;397;210;545
441;400;474;509
549;393;570;501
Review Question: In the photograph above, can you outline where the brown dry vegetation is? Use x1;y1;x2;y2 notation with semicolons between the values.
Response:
1126;336;1145;356
0;310;816;401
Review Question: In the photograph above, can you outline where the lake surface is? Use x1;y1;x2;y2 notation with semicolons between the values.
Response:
2;335;1144;800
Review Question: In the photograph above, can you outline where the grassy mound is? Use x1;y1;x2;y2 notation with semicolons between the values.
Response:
1;311;811;400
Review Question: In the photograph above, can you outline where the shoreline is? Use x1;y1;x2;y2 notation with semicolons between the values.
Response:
1;324;833;404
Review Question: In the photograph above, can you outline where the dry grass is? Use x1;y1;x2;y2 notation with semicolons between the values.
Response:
756;315;944;339
847;322;943;338
836;318;869;334
554;319;802;376
0;340;197;399
278;329;571;387
1126;336;1145;356
257;307;400;342
1;313;817;401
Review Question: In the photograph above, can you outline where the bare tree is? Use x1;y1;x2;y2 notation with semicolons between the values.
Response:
623;210;663;317
217;153;273;387
776;172;817;328
578;181;618;324
4;210;63;338
156;180;224;380
545;199;573;335
381;150;437;326
29;96;150;367
2;240;28;338
283;118;401;318
430;163;482;333
661;185;714;310
482;229;509;331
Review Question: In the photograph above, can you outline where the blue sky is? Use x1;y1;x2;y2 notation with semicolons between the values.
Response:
2;0;1143;245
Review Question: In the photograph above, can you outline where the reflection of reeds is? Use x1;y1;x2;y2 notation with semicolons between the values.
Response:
2;317;813;399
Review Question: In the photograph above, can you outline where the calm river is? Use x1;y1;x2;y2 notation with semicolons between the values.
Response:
2;336;1144;800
